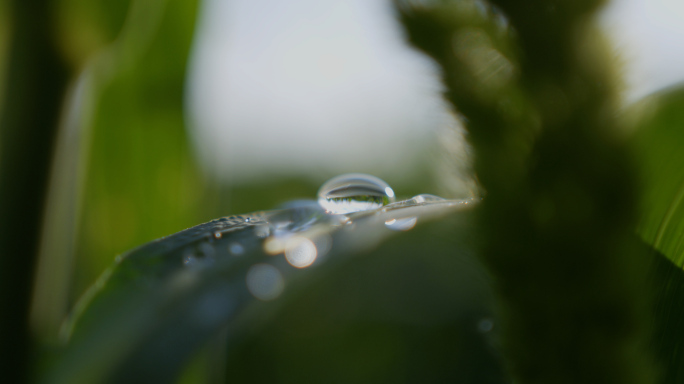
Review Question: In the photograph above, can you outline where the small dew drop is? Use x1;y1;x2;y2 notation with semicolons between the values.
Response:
246;264;285;301
385;217;418;231
411;194;446;204
254;224;271;238
317;173;395;214
214;231;223;239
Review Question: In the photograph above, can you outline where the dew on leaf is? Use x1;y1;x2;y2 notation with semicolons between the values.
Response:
317;173;395;214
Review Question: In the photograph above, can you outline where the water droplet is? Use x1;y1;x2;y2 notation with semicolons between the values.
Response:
213;231;223;239
246;264;285;301
317;173;395;214
411;194;446;204
385;217;418;231
229;242;244;255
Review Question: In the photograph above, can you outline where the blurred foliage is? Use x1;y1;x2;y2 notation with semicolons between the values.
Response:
649;246;684;384
630;86;684;384
633;87;684;267
55;0;132;67
399;0;655;382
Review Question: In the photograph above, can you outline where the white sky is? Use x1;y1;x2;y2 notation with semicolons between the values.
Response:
601;0;684;103
186;0;684;184
186;0;447;185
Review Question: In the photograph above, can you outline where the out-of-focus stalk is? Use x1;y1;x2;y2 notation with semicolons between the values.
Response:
0;1;69;382
398;0;656;382
30;0;171;343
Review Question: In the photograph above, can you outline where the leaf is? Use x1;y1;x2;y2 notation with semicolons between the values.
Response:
633;86;684;268
631;85;684;383
649;243;684;384
43;200;497;383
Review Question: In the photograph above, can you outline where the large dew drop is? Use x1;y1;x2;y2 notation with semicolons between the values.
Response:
317;173;395;214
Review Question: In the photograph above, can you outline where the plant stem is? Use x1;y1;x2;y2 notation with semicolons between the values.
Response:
0;1;69;382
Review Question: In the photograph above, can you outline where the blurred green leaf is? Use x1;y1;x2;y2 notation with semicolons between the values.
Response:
73;0;201;301
55;0;130;67
649;244;684;384
633;86;684;268
630;85;684;383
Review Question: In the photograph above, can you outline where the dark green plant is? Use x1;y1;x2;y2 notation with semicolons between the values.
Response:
398;0;654;382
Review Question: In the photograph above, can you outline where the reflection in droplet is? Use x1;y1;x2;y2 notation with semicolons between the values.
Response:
285;237;318;268
317;173;395;214
385;217;418;231
246;264;285;301
477;318;494;333
229;242;244;255
213;231;222;239
384;187;395;199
